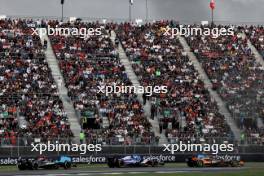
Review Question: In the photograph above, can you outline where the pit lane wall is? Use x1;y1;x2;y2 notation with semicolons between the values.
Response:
0;145;263;165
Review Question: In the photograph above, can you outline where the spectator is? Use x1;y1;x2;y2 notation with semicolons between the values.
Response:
80;130;85;144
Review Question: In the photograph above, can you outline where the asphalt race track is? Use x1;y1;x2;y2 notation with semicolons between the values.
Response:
1;166;245;176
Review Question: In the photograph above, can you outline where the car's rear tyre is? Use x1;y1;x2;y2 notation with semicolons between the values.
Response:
117;160;123;168
151;160;158;167
187;162;194;167
230;161;239;167
197;160;204;167
33;163;38;170
64;161;71;169
54;164;59;169
107;158;116;168
18;164;25;170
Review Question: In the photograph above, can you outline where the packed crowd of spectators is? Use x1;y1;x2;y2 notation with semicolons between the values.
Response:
246;26;264;58
187;25;264;143
2;18;264;146
0;19;72;146
116;21;232;143
245;26;264;144
49;20;155;145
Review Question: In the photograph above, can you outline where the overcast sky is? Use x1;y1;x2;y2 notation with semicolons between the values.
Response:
0;0;263;23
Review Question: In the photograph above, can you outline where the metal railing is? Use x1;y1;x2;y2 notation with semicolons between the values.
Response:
0;136;263;147
0;143;263;158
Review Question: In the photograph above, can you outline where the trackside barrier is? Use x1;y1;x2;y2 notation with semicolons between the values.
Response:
0;145;263;165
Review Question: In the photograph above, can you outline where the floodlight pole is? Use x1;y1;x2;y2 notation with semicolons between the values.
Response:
211;9;214;26
61;0;65;22
210;0;215;26
145;0;149;23
129;0;132;22
61;4;64;22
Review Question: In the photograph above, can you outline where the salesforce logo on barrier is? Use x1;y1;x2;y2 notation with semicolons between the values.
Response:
0;156;106;165
72;156;106;164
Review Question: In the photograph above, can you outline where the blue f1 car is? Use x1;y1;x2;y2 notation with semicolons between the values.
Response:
17;155;74;170
107;155;164;168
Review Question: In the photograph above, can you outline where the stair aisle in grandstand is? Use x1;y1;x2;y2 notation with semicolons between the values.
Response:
110;30;168;145
178;36;241;141
242;33;264;128
40;30;82;144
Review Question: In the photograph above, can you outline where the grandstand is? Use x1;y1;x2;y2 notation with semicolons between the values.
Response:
48;21;156;145
0;19;73;146
116;22;232;144
0;17;263;147
186;25;264;144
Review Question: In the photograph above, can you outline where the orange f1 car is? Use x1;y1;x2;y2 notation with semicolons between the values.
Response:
186;154;244;167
